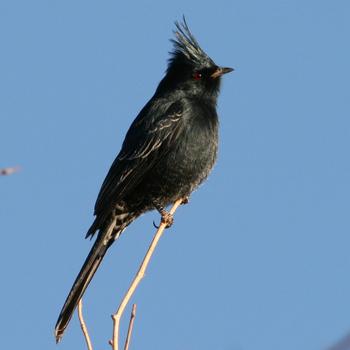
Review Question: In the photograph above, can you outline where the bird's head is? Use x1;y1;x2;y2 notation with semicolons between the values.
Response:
157;17;233;99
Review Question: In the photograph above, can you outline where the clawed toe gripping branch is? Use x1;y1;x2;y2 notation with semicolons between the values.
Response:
77;198;185;350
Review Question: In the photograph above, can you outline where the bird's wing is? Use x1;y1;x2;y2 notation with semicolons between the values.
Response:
93;100;184;218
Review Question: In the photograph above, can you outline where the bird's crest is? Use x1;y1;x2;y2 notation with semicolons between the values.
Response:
169;17;214;70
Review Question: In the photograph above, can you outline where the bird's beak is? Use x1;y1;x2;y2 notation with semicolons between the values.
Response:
211;66;234;79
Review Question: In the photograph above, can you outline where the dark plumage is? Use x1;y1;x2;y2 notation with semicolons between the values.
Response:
55;18;232;342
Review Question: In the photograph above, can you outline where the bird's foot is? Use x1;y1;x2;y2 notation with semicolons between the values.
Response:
152;210;173;229
153;201;174;228
160;210;174;228
181;196;189;205
153;220;159;229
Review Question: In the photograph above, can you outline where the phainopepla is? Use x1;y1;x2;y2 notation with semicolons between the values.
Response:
55;18;232;342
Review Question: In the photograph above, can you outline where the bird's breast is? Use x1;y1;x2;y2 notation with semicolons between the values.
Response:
177;102;218;181
151;101;219;203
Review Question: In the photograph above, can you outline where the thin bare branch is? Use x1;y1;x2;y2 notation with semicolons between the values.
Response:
109;305;137;349
123;304;137;350
78;299;93;350
112;198;183;350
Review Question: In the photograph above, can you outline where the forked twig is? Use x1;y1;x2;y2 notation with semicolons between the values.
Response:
78;299;93;350
123;304;137;350
111;199;183;350
110;304;137;350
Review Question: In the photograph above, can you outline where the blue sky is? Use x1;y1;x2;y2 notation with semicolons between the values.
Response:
1;1;350;349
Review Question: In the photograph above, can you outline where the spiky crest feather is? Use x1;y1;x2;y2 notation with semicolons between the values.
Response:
168;17;215;71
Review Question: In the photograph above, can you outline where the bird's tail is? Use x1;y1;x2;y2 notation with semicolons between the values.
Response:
54;213;134;343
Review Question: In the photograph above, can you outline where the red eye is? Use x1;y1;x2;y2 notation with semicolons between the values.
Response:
193;72;202;81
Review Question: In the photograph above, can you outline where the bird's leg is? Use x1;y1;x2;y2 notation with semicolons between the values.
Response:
153;201;174;228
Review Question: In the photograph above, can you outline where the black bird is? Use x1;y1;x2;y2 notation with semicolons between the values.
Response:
55;18;233;342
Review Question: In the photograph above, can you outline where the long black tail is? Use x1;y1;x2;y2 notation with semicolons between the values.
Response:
54;214;132;343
